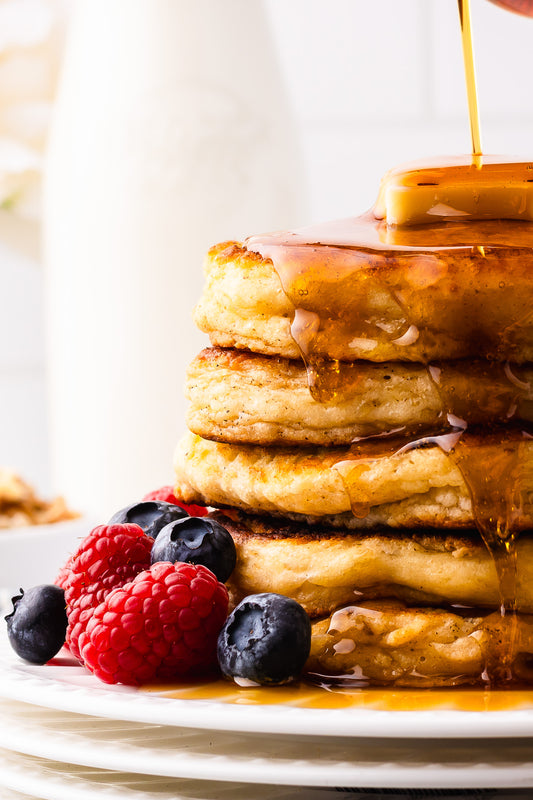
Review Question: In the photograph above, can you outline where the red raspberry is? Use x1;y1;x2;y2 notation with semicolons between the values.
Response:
65;524;153;662
55;554;74;590
52;555;76;652
142;485;208;517
80;561;228;686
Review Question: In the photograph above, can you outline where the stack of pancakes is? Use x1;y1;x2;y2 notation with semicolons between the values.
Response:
174;211;533;688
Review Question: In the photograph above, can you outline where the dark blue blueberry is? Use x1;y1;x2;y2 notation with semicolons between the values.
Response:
5;585;67;665
217;593;311;685
151;517;236;582
109;501;187;539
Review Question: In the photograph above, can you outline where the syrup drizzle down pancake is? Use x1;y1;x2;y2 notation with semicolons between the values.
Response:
195;217;533;369
174;428;533;530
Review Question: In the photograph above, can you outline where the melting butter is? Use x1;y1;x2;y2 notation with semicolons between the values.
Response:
374;156;533;226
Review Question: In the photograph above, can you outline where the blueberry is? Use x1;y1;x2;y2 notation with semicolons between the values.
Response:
5;585;68;665
217;593;311;685
109;501;187;539
151;517;236;582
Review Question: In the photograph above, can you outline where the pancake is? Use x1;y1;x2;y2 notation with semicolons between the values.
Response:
195;222;533;363
187;347;533;446
307;600;533;688
174;429;533;528
215;510;533;688
213;511;533;616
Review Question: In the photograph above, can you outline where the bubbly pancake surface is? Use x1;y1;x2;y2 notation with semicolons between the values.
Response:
174;429;533;528
187;347;533;446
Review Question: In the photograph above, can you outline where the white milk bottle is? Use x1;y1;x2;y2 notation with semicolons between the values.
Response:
44;0;304;518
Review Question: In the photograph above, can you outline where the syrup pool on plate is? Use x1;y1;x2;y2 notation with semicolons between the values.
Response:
143;677;533;713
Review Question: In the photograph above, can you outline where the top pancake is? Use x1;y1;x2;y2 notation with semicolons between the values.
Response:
194;215;533;363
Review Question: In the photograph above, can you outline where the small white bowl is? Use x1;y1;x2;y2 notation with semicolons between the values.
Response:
0;516;96;594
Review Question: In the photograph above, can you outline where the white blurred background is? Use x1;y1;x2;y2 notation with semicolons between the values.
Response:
1;0;533;507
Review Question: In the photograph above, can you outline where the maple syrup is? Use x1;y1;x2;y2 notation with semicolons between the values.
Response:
246;215;533;394
143;675;533;713
459;0;482;161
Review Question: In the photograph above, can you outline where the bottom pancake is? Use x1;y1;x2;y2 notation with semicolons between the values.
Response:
308;600;533;688
214;511;533;616
213;510;533;687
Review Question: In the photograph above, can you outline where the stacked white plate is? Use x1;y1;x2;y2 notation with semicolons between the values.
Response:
1;631;533;799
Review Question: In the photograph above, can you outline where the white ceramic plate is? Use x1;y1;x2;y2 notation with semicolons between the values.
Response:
2;696;533;789
0;749;337;800
2;633;533;742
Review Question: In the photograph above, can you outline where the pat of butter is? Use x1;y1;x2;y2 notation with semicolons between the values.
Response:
374;155;533;226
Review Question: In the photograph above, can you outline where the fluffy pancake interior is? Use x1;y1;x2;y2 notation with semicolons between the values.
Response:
187;348;533;446
174;429;533;528
213;510;533;616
